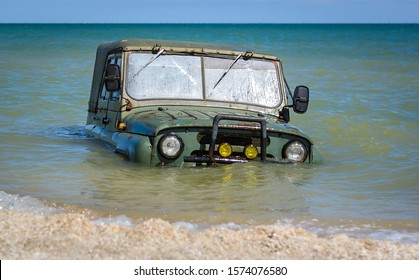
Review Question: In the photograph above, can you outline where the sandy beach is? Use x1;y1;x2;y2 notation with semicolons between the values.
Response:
0;210;418;260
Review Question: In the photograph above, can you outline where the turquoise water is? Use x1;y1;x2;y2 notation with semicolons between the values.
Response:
1;24;418;242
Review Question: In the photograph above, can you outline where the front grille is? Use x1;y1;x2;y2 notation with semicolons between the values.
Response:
185;114;269;164
197;131;270;147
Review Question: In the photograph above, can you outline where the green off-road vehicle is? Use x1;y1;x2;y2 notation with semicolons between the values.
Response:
86;39;321;166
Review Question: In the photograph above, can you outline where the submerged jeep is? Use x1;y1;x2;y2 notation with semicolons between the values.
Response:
86;39;321;166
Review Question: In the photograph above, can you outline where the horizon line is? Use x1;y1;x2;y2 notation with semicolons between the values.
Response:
1;22;418;25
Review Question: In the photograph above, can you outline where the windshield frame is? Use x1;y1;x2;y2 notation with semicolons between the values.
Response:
125;51;283;109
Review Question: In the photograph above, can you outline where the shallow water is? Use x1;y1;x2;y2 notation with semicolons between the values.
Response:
0;24;418;242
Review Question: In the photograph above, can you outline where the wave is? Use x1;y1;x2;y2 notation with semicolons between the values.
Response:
44;125;92;140
1;191;417;244
0;191;63;215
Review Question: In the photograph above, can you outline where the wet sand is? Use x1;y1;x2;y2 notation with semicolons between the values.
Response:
0;210;418;260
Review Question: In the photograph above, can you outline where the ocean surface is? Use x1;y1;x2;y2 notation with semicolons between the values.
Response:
0;24;418;243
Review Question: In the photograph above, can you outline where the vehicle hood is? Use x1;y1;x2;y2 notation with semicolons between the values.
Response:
123;107;311;141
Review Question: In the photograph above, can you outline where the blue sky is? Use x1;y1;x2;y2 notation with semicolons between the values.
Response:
1;0;418;23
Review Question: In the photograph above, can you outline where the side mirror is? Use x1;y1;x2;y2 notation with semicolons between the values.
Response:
293;85;309;114
104;64;121;92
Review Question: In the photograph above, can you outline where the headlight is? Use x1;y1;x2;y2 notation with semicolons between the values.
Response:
283;141;307;162
158;134;184;159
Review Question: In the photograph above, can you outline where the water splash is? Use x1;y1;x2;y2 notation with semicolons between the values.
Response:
0;191;63;216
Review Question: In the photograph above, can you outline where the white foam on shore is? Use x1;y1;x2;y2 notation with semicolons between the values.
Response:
279;218;419;244
309;225;419;244
0;191;63;216
173;221;248;232
92;216;134;227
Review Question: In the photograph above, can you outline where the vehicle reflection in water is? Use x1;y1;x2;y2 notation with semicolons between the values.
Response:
79;143;315;224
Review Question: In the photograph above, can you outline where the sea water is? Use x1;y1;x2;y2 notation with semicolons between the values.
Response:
0;24;418;243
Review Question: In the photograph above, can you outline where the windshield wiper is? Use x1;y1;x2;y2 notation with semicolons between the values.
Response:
213;53;242;89
133;48;165;78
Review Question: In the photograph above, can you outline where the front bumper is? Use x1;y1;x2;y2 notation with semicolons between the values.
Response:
184;155;249;164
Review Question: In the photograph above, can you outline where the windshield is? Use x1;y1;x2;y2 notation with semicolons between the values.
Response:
126;53;281;108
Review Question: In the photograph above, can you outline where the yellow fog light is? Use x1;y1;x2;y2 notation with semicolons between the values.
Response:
118;122;127;130
244;145;258;160
218;143;232;158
